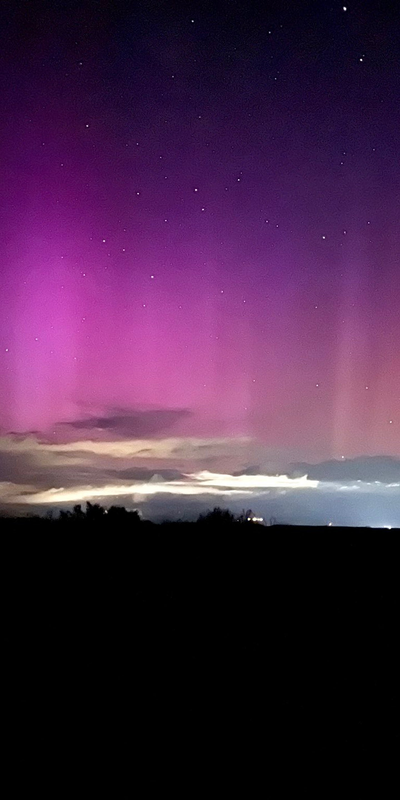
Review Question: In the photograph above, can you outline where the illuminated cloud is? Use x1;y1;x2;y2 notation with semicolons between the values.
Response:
186;470;318;489
11;469;318;506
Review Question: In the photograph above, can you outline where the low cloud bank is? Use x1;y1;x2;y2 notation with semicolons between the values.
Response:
0;434;399;525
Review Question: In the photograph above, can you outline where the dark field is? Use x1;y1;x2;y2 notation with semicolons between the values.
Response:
2;519;397;795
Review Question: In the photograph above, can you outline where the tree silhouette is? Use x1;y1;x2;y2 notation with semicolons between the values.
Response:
107;505;129;521
85;502;106;522
73;504;85;521
197;506;237;525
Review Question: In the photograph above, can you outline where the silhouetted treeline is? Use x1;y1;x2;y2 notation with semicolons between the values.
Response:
0;502;267;530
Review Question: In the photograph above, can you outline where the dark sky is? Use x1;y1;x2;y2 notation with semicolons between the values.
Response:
0;1;399;522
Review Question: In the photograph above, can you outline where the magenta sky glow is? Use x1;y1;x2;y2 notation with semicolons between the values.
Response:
1;1;400;521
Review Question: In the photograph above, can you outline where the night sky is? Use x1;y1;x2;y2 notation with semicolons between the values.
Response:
1;0;400;523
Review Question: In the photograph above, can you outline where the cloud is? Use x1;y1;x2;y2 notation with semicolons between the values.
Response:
0;450;34;484
0;434;261;468
61;407;192;437
289;456;400;484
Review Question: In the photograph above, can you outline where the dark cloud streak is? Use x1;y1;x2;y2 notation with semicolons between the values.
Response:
60;407;192;437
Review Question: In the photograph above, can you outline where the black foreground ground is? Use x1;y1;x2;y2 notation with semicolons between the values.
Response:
1;517;397;795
